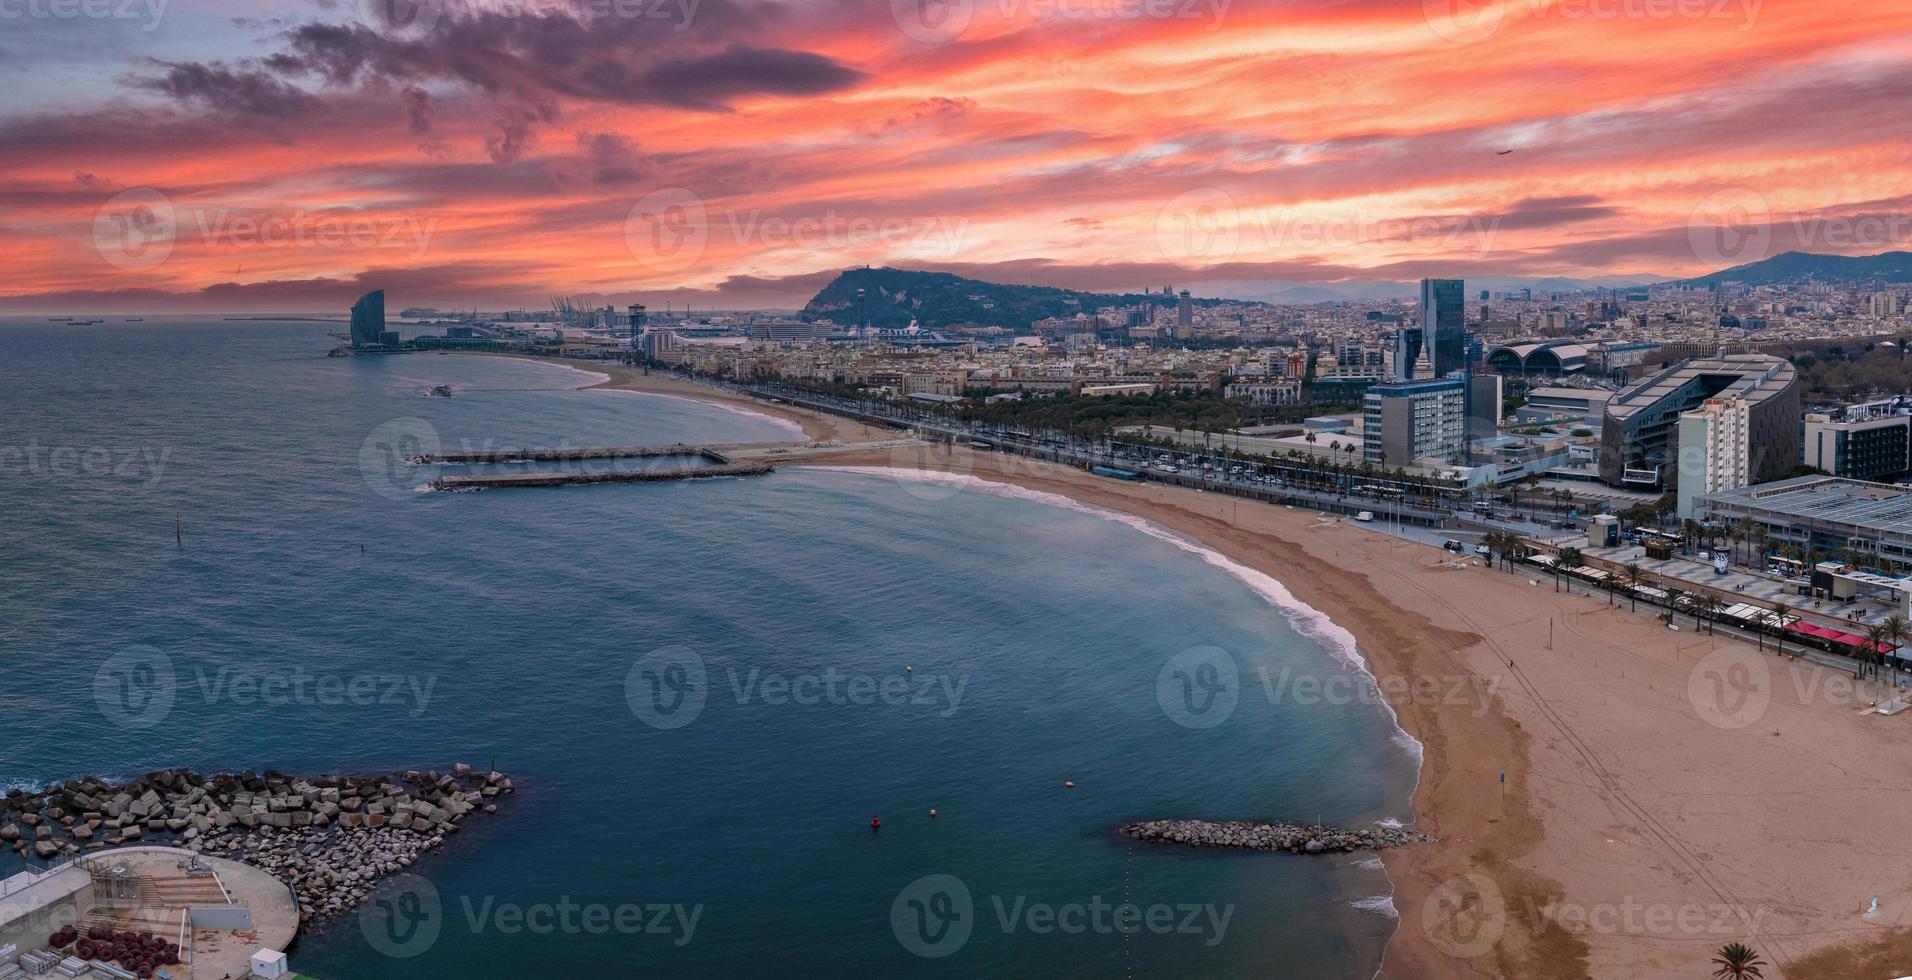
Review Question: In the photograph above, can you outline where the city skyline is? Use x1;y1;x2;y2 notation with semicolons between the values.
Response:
3;0;1910;312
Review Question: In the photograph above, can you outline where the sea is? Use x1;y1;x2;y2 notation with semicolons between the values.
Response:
0;318;1421;978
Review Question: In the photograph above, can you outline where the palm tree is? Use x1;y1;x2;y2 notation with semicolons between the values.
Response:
1623;563;1644;612
1712;942;1765;979
1680;519;1703;554
1769;601;1792;657
1737;516;1759;565
1690;593;1718;634
1555;547;1583;594
1880;614;1910;685
1865;624;1887;679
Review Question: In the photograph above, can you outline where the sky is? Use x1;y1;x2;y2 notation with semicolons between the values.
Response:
2;0;1909;312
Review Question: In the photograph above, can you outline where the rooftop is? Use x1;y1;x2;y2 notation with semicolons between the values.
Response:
1703;476;1912;532
1606;353;1796;420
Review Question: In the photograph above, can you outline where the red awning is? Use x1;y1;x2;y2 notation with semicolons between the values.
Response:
1789;621;1894;654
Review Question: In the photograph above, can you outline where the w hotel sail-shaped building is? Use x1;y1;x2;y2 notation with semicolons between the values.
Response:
350;289;386;348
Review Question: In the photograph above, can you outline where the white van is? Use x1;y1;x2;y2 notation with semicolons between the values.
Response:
1354;511;1375;522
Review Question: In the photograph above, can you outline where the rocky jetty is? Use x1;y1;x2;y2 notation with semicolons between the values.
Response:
1120;819;1434;854
2;765;513;925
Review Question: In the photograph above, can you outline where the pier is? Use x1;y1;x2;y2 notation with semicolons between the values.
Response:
426;444;779;490
422;445;738;465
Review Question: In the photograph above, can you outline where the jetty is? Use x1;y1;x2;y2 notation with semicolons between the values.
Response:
1120;819;1434;854
427;445;775;490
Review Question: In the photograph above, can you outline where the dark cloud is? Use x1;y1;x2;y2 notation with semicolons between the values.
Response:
269;10;862;111
134;61;321;118
636;46;864;111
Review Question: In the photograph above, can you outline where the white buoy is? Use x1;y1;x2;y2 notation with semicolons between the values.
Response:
929;809;937;818
906;665;913;673
1064;781;1076;789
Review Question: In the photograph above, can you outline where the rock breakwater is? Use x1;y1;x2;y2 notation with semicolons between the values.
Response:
1120;819;1433;854
2;764;513;924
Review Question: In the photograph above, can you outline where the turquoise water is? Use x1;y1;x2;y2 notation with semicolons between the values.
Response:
0;320;1419;978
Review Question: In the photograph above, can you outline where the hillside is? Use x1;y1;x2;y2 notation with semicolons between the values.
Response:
800;268;1237;330
1686;251;1912;285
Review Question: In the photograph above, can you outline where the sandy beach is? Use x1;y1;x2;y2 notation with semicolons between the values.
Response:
571;360;1912;979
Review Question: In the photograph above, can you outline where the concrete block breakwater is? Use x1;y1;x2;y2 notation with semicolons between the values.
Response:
1120;819;1435;854
3;765;513;923
420;445;735;464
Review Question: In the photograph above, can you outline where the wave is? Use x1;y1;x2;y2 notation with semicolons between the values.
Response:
602;388;807;439
1347;895;1399;918
809;465;1426;772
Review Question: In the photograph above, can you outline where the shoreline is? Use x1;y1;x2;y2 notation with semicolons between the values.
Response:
504;358;1912;978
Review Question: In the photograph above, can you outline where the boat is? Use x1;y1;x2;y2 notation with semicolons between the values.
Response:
427;384;454;398
125;317;143;322
326;345;351;358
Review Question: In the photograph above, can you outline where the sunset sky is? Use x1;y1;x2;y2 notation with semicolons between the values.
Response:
3;0;1910;312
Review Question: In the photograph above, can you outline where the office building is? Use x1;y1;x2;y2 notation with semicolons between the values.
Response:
349;289;385;348
1176;291;1193;339
1598;353;1799;490
1803;404;1911;481
1363;377;1466;467
1419;278;1466;378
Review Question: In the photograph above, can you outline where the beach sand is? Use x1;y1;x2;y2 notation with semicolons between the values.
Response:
564;361;1912;979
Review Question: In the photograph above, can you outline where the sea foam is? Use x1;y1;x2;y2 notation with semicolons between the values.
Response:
808;465;1426;772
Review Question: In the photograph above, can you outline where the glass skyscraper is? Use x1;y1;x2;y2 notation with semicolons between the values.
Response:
1419;278;1466;378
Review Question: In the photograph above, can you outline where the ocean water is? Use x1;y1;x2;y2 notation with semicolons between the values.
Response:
0;320;1420;978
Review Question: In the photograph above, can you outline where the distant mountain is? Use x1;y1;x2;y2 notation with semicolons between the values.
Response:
1686;251;1912;285
801;268;1239;330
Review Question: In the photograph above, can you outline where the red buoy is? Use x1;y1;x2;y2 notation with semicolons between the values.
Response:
870;815;881;831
